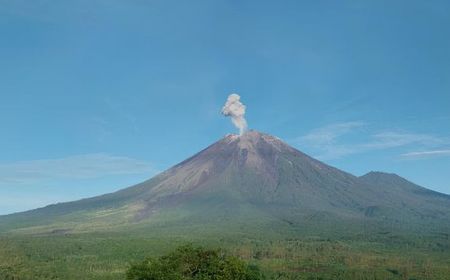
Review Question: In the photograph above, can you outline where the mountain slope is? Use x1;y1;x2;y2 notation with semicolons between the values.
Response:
357;171;450;222
1;131;449;236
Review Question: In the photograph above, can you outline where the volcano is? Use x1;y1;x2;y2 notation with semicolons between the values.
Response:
1;131;449;236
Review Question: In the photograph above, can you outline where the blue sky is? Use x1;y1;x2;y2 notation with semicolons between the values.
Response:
0;0;449;214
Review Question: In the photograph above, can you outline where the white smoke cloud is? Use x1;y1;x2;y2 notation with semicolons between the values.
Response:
221;93;248;135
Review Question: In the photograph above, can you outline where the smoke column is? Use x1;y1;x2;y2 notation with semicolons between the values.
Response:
221;93;248;135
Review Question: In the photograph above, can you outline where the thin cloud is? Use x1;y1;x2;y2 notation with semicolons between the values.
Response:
0;196;69;215
295;122;448;160
295;121;366;159
297;121;365;146
401;149;450;159
0;154;158;185
364;132;444;149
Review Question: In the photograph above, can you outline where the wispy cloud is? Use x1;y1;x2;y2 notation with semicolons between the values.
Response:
364;132;444;149
295;122;448;160
298;121;365;146
0;195;70;215
400;149;450;159
0;154;158;185
295;122;366;159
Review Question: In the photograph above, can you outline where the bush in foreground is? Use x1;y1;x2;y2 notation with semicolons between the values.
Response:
126;244;263;280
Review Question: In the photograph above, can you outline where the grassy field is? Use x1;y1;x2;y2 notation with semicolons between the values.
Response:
0;229;449;280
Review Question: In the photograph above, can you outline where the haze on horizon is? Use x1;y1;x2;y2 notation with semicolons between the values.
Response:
0;0;449;215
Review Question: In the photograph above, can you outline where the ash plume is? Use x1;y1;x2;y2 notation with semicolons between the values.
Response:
221;93;248;135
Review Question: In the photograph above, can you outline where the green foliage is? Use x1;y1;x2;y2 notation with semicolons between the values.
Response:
1;232;449;279
126;244;263;280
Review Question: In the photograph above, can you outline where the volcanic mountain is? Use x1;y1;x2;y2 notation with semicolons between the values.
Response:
1;131;449;236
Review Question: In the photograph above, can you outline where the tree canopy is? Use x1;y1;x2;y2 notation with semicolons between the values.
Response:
126;244;263;280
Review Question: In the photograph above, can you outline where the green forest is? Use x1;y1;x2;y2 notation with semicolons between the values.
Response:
1;230;449;280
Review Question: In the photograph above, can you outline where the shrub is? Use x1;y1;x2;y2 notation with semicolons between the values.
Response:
126;244;263;280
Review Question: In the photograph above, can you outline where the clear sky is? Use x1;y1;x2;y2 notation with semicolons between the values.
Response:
1;0;449;215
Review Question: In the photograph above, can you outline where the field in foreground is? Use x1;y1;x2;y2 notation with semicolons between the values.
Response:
0;230;449;280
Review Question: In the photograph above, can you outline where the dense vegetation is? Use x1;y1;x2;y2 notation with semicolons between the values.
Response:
126;244;262;280
0;230;449;280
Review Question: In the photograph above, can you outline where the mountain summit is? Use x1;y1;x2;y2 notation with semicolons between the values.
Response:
1;131;449;236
